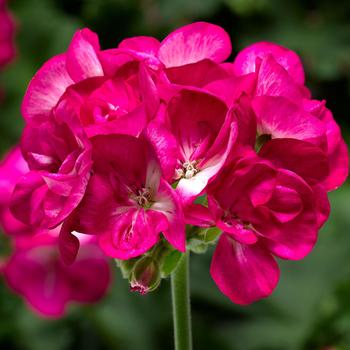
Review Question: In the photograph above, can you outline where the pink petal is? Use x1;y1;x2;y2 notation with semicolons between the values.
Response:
66;28;103;82
165;59;229;88
0;206;31;236
143;119;179;182
75;174;126;236
183;203;215;227
159;22;232;67
261;170;319;260
152;179;186;252
208;150;276;215
216;220;258;245
325;138;349;191
58;217;80;266
233;41;305;84
316;106;341;153
90;134;150;187
10;171;47;227
3;233;110;318
177;118;237;202
255;55;305;101
167;89;227;161
138;62;160;117
204;73;256;107
85;106;148;138
228;94;257;146
210;234;280;304
267;185;302;223
10;147;91;229
252;96;326;146
21;54;73;123
99;208;166;259
259;138;330;185
3;243;71;317
98;49;141;77
0;146;28;205
312;184;330;228
67;243;111;303
118;35;160;56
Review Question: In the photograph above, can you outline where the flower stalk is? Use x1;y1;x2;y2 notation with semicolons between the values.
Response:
171;251;193;350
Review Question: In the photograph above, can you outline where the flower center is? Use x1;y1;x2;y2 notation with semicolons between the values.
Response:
175;160;199;180
135;187;152;208
255;134;272;152
222;213;254;230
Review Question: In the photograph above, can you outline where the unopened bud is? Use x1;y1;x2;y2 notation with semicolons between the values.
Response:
130;257;161;295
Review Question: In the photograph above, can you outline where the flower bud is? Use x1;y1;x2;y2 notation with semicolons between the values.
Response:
130;257;161;295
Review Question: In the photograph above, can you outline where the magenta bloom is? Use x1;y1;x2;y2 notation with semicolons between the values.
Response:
149;89;238;202
10;101;92;229
2;231;111;318
59;63;158;138
208;150;330;304
4;22;348;309
233;41;348;190
0;0;15;69
74;134;185;259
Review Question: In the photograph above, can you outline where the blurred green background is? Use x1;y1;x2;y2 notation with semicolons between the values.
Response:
0;0;350;349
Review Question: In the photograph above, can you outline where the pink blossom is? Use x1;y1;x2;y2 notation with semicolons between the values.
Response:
10;100;92;229
2;230;111;318
233;41;348;191
208;150;330;304
21;28;160;139
233;41;305;84
148;89;239;203
59;62;158;138
0;0;15;69
21;29;100;124
72;134;185;259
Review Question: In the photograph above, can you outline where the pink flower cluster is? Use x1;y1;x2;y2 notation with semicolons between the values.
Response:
1;22;348;307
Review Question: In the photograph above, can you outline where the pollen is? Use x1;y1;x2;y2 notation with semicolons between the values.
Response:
135;187;152;208
176;160;199;180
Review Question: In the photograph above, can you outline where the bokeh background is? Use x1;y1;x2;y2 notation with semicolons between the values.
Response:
0;0;350;349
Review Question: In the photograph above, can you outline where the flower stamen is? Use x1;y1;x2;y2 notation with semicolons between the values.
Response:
135;187;152;208
175;160;199;180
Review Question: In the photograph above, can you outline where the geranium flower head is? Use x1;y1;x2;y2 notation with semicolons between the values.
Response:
2;22;347;310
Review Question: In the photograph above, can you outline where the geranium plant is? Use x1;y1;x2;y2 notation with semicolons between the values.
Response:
0;22;348;349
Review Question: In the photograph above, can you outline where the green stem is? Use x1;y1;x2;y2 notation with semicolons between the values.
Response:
171;251;193;350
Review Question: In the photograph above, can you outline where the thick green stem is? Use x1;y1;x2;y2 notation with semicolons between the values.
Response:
171;251;193;350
